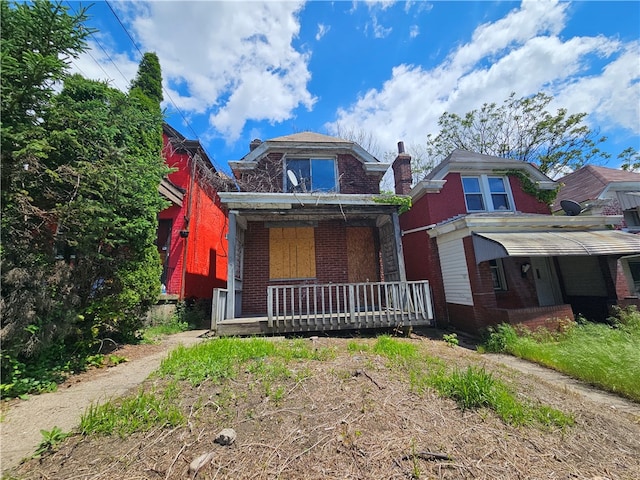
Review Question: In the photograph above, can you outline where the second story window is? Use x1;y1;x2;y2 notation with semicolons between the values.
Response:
286;158;337;193
462;175;513;212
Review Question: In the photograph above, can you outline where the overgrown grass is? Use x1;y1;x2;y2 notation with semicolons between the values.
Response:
157;337;334;386
80;382;185;437
373;336;572;429
79;338;333;436
481;307;640;402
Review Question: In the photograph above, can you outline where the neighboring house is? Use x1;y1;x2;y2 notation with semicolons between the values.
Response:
395;148;640;334
214;132;432;335
157;124;228;300
552;165;640;232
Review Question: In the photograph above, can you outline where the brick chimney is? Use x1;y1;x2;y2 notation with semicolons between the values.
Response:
249;138;262;151
392;141;412;195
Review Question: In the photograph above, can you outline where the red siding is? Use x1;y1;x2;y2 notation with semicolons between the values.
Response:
158;132;228;300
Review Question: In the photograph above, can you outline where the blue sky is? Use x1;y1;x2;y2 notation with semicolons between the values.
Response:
68;0;639;179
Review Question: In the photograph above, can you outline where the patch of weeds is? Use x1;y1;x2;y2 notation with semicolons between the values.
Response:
35;426;70;457
85;354;105;368
442;333;459;347
373;335;418;361
428;366;573;428
80;382;184;437
158;337;333;387
271;386;286;405
480;314;640;402
347;341;371;353
142;314;189;344
430;366;495;410
107;354;127;366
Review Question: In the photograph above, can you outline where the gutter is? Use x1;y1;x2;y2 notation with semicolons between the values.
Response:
401;224;436;236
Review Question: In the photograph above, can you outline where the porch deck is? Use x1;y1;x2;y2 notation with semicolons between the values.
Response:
212;280;434;336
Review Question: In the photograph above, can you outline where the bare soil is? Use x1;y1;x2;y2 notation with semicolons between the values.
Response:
5;330;640;480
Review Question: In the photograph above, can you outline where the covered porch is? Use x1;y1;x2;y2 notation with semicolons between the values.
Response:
212;280;433;335
214;192;434;335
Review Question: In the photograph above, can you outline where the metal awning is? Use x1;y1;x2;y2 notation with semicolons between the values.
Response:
472;230;640;263
617;191;640;210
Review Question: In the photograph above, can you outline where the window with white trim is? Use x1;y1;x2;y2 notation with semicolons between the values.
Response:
285;158;337;193
489;258;508;291
462;175;513;212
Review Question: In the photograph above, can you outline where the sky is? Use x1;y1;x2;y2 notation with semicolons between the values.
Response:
67;0;640;180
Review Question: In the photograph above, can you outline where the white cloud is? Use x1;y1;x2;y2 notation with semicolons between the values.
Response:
316;23;330;41
368;14;393;39
327;0;639;162
409;25;419;38
75;1;315;143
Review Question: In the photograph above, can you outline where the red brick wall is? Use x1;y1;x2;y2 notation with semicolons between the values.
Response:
241;221;356;315
494;257;538;309
233;152;383;194
337;154;383;194
508;175;552;214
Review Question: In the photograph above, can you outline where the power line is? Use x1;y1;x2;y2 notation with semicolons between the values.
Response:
104;0;226;173
65;1;129;91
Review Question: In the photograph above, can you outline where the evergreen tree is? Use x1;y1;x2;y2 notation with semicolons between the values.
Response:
1;3;168;397
130;52;163;104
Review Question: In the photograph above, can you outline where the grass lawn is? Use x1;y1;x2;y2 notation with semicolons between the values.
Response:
481;307;640;402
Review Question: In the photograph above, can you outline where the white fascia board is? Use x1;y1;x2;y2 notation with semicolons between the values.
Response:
230;141;387;173
218;192;394;209
410;180;447;202
427;214;623;238
601;182;640;196
536;180;557;190
364;162;391;173
431;161;554;185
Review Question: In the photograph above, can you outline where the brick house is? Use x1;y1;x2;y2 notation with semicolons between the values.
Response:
552;165;640;231
214;132;432;335
395;148;640;334
157;124;228;301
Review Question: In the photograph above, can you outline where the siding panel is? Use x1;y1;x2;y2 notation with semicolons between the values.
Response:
438;238;473;306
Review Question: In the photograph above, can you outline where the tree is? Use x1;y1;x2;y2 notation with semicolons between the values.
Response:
1;4;168;396
420;92;610;178
1;0;91;362
44;75;168;341
130;52;163;104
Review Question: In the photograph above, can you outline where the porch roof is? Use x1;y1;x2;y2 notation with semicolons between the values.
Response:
219;192;403;222
218;192;402;209
472;230;640;263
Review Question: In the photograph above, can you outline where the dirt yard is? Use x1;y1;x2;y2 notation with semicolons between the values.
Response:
5;330;640;480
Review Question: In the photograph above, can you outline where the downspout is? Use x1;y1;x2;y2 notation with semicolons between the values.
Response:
180;153;198;300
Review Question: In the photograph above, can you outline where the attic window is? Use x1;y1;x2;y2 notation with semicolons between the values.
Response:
285;158;337;193
462;175;513;212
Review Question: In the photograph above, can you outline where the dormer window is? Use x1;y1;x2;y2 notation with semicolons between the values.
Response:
462;175;513;212
285;158;337;193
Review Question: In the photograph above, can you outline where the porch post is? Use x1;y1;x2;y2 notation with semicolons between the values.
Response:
226;211;237;319
392;211;407;282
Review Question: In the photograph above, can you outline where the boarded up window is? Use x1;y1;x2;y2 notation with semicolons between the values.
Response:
269;227;316;279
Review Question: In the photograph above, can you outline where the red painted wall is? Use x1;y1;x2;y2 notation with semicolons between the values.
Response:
158;133;228;299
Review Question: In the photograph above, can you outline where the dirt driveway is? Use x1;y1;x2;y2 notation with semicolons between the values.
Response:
1;330;207;471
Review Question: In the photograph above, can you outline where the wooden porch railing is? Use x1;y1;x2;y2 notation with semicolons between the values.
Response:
211;288;228;328
212;280;433;333
267;280;432;329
